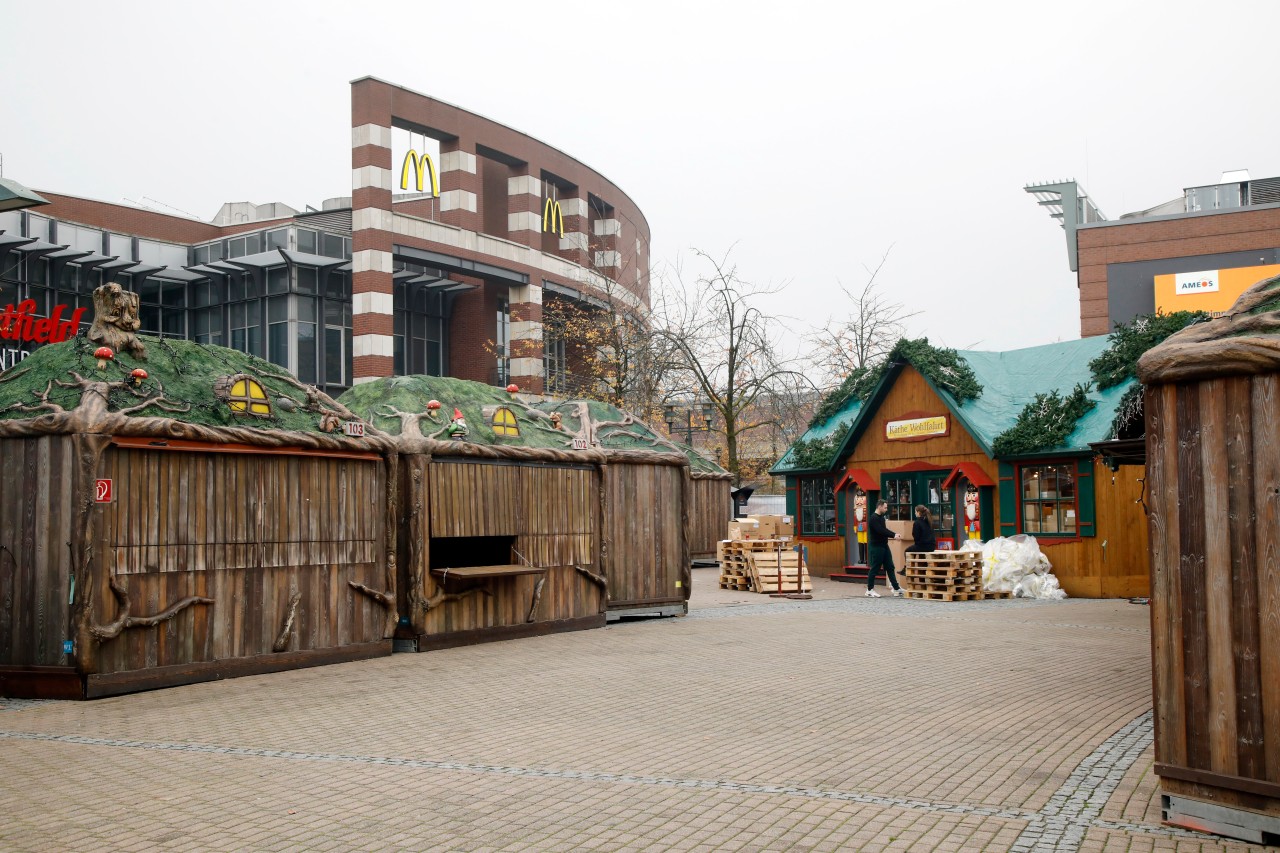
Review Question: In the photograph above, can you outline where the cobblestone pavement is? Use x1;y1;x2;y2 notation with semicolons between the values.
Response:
0;570;1269;852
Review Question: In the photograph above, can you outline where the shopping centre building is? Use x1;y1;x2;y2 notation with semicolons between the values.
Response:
0;77;651;395
1026;169;1280;336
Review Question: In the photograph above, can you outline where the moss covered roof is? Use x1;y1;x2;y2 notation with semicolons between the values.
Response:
0;334;358;438
339;375;726;474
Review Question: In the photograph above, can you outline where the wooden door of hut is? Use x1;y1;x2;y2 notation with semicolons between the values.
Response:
600;460;690;620
1137;274;1280;844
400;455;607;651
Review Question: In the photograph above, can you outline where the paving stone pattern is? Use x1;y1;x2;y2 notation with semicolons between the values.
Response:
0;575;1269;852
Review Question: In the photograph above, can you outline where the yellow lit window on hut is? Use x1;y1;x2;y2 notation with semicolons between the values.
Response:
492;407;519;437
228;378;271;416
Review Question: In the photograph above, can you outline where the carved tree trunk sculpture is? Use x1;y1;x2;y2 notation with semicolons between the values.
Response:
87;284;146;359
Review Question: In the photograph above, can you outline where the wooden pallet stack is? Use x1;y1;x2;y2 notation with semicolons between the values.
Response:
718;540;809;594
749;548;811;594
903;551;1008;601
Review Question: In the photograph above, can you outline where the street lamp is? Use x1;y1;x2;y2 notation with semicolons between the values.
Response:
662;400;715;445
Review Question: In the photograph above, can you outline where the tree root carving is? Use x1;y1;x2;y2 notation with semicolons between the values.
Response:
526;576;546;623
422;586;491;612
272;591;303;653
348;581;394;609
572;564;608;590
89;576;214;642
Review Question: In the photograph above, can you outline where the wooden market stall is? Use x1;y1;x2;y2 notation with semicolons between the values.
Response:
0;325;397;699
770;337;1150;597
1136;274;1280;844
686;472;733;561
340;377;695;651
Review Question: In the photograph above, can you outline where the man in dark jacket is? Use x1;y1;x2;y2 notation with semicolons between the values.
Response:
866;500;904;597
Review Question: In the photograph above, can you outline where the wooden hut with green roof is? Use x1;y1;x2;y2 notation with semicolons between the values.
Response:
340;375;714;650
0;331;397;699
770;337;1153;598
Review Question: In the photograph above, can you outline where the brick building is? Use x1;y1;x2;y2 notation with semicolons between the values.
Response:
0;77;651;395
1026;170;1280;336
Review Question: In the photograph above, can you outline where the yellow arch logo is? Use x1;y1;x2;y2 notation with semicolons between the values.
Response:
543;197;565;237
400;149;439;196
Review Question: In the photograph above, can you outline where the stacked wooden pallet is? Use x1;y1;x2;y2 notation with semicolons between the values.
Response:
749;548;811;594
904;551;1008;601
718;540;810;593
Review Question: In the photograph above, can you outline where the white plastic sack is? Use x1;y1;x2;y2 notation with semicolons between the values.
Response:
979;534;1067;600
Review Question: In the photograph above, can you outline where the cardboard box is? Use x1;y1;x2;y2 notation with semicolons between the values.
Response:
745;515;795;539
727;518;760;540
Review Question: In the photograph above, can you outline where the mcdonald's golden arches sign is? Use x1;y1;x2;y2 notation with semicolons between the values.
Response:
400;149;439;197
542;197;564;237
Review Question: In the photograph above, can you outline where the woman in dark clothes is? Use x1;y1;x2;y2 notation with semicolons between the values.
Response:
907;505;937;553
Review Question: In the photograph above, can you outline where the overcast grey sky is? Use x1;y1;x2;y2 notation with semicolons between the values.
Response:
3;0;1277;357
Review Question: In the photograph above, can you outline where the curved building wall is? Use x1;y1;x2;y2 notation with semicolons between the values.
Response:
0;78;651;397
350;76;651;390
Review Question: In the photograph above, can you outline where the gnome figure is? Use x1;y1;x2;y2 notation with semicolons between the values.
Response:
448;408;469;440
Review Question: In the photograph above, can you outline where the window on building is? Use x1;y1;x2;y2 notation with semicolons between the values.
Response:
222;376;271;417
800;477;836;536
544;324;567;394
267;296;290;368
882;477;914;522
266;266;289;295
230;301;261;356
492;407;519;437
1019;463;1077;536
324;272;352;391
297;228;317;255
265;228;288;251
296;295;317;384
321;232;344;258
494;297;510;386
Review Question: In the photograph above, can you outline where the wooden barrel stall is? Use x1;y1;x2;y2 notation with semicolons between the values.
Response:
1136;273;1280;844
687;471;733;561
341;377;695;650
0;335;397;699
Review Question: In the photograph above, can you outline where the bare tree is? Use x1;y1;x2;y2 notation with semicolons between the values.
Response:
658;249;810;485
808;246;919;388
540;273;678;424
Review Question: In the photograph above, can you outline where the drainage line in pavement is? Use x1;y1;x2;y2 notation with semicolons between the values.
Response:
0;723;1197;846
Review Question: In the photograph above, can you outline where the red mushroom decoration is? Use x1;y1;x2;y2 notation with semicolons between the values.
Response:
505;383;519;394
94;346;114;371
130;368;148;387
426;399;442;420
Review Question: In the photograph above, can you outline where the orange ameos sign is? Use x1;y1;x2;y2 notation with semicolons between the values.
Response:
885;414;949;441
1153;263;1280;317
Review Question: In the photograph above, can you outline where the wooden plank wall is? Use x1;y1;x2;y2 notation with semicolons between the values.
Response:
1147;378;1280;816
602;463;685;608
90;448;387;676
687;477;731;558
420;459;602;636
0;437;77;668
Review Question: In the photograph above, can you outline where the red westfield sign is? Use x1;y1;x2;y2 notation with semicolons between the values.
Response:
0;300;87;344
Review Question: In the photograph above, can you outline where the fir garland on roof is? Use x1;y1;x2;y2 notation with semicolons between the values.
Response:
785;422;850;470
808;338;980;428
992;383;1096;457
1088;310;1209;438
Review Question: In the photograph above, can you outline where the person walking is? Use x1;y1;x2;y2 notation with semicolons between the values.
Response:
906;505;937;554
866;499;904;597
